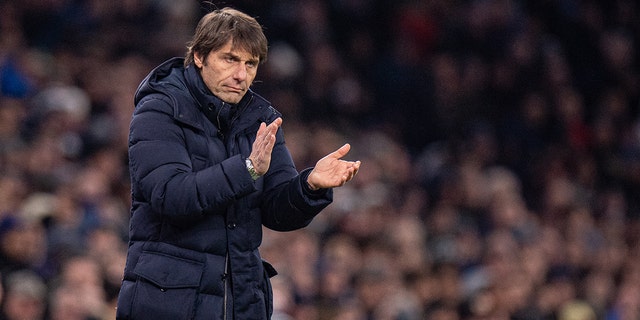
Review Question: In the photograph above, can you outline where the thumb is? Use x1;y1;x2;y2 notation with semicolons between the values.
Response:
328;143;351;159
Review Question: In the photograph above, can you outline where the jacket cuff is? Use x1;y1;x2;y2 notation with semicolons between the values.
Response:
299;168;330;198
220;155;257;195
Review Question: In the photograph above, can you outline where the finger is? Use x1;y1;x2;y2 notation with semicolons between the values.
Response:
260;120;279;140
252;123;271;159
270;117;283;127
353;160;361;173
255;123;268;144
343;161;360;182
256;127;277;155
265;130;277;149
257;122;267;134
253;123;267;148
347;165;358;181
260;121;277;144
264;117;281;132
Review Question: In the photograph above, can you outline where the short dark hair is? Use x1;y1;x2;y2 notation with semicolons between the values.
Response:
184;7;268;67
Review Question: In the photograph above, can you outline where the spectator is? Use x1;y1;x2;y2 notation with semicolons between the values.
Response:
0;270;47;320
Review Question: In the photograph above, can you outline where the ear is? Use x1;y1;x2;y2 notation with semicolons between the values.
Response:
194;53;204;68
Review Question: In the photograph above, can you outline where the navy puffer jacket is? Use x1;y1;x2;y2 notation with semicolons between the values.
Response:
116;58;332;320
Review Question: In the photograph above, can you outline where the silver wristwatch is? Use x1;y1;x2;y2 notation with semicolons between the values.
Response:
245;158;261;180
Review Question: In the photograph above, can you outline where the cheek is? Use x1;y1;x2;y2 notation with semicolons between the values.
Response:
204;70;223;85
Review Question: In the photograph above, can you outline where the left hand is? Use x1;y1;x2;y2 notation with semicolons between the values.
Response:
307;143;361;190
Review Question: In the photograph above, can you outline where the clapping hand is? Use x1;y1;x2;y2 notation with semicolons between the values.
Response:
307;143;360;190
249;117;282;175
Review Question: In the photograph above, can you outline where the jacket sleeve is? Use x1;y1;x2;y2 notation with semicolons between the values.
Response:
258;128;333;231
129;96;256;220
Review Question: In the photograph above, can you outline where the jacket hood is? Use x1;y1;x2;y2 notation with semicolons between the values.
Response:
133;57;208;130
134;57;186;106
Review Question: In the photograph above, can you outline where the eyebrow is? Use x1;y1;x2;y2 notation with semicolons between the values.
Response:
222;51;259;64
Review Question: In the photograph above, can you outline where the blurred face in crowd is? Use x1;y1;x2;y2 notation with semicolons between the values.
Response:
194;40;259;104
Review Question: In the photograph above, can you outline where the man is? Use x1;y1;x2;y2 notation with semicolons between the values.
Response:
115;7;360;320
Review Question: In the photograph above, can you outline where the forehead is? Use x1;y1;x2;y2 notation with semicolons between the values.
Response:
210;40;259;61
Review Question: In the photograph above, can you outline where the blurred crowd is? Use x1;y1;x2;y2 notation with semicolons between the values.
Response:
0;0;639;319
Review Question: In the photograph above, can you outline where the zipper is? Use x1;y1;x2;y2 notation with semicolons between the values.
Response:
223;252;229;319
216;95;252;141
216;102;227;140
221;95;255;154
234;94;253;128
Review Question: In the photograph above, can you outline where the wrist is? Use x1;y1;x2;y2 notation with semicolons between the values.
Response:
306;177;319;191
245;158;261;180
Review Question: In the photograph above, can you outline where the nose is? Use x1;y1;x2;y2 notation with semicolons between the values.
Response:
233;63;248;81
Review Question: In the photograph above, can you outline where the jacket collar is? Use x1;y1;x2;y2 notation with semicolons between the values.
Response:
184;63;225;112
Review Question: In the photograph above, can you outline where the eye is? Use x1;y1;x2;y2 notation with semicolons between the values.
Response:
246;61;257;68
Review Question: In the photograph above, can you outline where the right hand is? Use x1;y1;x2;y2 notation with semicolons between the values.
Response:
248;117;282;175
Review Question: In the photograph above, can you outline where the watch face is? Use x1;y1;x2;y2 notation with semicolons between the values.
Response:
246;159;260;180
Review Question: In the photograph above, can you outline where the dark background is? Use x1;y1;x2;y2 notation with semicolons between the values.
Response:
0;0;639;319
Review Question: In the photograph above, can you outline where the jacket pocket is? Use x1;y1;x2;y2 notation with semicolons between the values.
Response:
131;251;204;320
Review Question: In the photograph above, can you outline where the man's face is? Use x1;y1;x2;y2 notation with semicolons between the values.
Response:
194;40;259;104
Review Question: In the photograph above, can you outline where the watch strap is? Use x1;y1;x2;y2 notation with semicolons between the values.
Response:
245;158;261;180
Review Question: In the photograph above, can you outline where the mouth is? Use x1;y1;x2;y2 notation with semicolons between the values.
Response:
225;85;245;93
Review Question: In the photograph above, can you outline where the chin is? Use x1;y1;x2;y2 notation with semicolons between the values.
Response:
224;94;245;104
224;98;242;104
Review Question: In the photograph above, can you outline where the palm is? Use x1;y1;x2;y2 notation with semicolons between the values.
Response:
307;144;360;190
